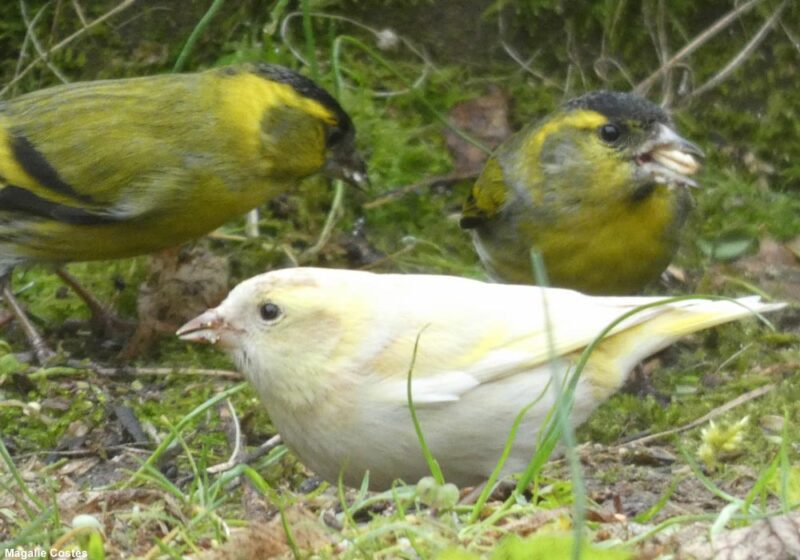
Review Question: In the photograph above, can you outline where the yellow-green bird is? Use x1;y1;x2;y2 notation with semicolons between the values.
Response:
0;63;366;362
460;91;702;295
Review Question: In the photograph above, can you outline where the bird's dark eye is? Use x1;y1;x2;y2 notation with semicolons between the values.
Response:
259;302;281;321
599;123;621;143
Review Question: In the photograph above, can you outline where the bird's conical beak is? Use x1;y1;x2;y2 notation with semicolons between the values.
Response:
636;123;703;188
324;149;370;191
177;309;233;346
339;163;370;191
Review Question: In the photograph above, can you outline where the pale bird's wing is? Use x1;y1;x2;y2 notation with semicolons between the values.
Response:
357;274;673;406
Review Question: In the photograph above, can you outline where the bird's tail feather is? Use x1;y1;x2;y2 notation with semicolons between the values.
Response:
607;296;785;374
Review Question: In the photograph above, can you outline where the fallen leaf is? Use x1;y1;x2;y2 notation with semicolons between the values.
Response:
444;86;511;174
737;238;799;275
120;244;229;357
191;506;336;560
680;512;800;559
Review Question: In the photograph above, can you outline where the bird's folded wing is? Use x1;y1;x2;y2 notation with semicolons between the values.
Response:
460;157;507;227
364;284;673;406
0;131;177;223
0;79;201;222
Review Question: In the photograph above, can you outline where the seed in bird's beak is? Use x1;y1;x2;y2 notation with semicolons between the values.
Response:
651;146;702;176
323;151;369;191
347;169;370;190
177;310;225;345
637;123;703;188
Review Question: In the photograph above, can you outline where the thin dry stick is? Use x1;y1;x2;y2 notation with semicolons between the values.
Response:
497;8;564;91
358;243;415;270
781;21;800;53
593;56;636;89
90;366;243;379
142;526;180;560
634;0;763;95
566;23;588;90
50;528;97;553
47;0;64;49
71;0;89;28
655;0;673;107
12;2;47;89
13;444;153;459
241;434;283;464
282;243;300;267
619;383;776;447
601;0;629;65
19;0;70;84
363;170;478;210
501;40;564;92
684;1;788;103
1;0;137;97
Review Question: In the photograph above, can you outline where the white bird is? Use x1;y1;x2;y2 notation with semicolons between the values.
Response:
177;267;783;489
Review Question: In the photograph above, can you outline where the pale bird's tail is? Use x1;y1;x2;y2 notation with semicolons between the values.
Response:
607;296;785;374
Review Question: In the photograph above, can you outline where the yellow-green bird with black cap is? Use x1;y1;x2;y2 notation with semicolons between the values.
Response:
461;91;702;295
0;63;366;362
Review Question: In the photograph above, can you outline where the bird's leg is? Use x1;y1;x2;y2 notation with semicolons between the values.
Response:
55;266;134;336
1;275;56;365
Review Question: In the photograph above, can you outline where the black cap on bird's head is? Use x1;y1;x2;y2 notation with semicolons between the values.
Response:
565;90;704;189
563;90;670;127
254;64;369;189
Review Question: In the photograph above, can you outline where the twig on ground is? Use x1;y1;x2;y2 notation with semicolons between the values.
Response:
113;366;242;379
209;434;283;475
12;444;153;460
619;383;776;447
28;365;243;380
142;526;180;560
363;171;478;210
242;434;283;464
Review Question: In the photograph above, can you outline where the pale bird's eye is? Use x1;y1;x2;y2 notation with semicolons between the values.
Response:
259;302;281;321
599;123;621;143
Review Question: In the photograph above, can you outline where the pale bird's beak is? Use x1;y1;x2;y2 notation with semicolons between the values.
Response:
636;123;704;188
177;309;237;347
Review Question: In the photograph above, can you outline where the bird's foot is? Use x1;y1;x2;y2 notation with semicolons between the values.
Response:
2;282;58;366
55;267;135;338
